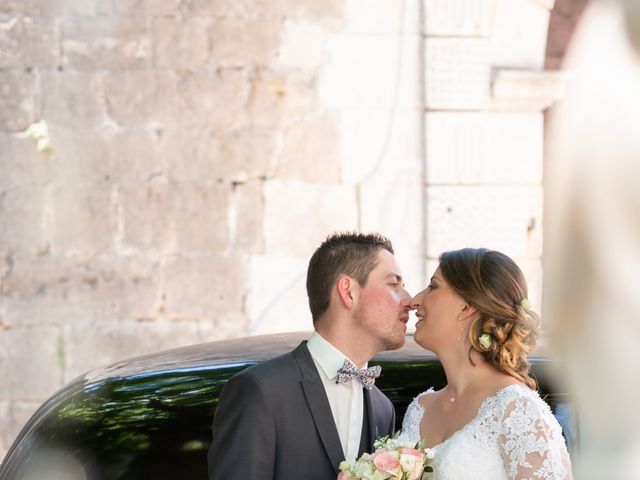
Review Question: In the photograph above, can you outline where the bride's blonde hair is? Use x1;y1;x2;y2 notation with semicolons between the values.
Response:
439;248;539;389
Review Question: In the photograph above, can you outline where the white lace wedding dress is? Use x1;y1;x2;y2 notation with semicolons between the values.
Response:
397;384;572;480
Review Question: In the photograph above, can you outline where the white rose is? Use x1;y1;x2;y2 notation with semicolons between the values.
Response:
399;453;417;472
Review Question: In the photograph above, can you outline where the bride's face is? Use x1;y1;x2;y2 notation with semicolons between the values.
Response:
411;267;467;352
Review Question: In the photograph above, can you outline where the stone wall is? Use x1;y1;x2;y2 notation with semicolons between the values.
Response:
0;0;583;462
0;0;424;458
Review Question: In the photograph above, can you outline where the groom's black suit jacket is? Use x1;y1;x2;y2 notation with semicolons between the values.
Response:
207;341;396;480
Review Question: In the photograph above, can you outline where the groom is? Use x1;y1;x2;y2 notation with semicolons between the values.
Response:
207;232;412;479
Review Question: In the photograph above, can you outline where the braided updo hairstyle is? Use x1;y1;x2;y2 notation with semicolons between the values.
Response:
439;248;539;389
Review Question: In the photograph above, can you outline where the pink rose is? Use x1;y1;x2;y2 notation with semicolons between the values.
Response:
337;471;353;480
373;451;400;473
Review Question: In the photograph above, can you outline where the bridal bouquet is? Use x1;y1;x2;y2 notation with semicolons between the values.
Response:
337;435;434;480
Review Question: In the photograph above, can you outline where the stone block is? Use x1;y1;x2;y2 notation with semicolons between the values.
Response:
119;184;230;253
423;0;494;36
0;325;63;398
208;18;281;68
359;180;424;261
115;0;181;15
248;69;316;128
97;128;171;185
168;127;275;183
339;109;422;184
2;254;162;327
177;70;249;130
277;19;327;69
0;188;48;254
425;37;491;110
344;0;419;35
233;180;264;253
425;185;543;258
489;0;550;69
277;114;341;182
46;186;115;255
40;71;106;129
163;254;245;319
271;0;345;19
319;33;420;109
62;17;152;70
0;71;35;132
0;400;40;461
246;254;312;335
153;17;209;69
217;129;276;181
425;112;543;184
61;320;207;382
0;132;53;191
178;0;266;17
104;71;178;129
0;15;60;69
263;180;358;257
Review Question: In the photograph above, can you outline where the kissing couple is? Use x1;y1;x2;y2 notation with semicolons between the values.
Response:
208;232;572;480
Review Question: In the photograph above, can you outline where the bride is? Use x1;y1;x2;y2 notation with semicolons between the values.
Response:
398;248;572;479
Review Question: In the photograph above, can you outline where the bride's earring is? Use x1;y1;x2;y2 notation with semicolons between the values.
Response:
457;312;464;342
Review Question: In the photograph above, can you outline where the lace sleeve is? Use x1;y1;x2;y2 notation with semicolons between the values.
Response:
396;389;431;443
498;393;572;480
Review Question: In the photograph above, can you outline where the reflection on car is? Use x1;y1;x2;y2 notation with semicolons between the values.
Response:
0;332;576;480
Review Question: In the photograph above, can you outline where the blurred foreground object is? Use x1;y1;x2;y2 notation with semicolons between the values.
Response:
545;0;640;478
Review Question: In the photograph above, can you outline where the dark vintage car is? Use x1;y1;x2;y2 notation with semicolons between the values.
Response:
0;332;576;480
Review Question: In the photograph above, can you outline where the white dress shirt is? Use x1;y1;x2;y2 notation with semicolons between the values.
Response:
306;331;364;463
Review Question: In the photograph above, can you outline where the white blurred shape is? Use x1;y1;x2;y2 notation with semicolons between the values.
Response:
545;1;640;479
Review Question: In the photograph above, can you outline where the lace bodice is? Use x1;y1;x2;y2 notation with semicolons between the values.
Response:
397;384;572;480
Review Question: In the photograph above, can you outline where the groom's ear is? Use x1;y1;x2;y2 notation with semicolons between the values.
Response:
336;275;356;309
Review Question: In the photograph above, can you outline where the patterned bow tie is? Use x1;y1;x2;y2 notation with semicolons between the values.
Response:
335;359;381;390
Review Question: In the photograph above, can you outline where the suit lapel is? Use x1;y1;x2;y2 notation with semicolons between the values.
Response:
363;388;378;449
292;342;344;474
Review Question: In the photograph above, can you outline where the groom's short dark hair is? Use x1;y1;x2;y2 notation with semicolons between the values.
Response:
306;232;394;324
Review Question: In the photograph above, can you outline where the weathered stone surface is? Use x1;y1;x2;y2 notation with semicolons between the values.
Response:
61;320;204;381
153;16;209;68
425;37;490;110
0;325;63;398
425;185;543;258
0;16;60;69
177;70;249;130
424;0;494;36
167;128;275;183
344;0;419;34
98;128;170;185
277;19;327;69
246;254;312;334
320;34;420;109
116;0;181;15
2;254;161;326
0;71;36;132
271;0;345;19
46;186;115;255
0;133;52;191
0;188;48;254
489;0;550;69
104;71;178;128
119;184;230;253
359;180;424;261
178;0;267;17
263;180;358;257
62;17;152;70
277;114;341;182
163;254;245;319
218;129;276;181
233;180;264;253
339;109;421;184
209;18;281;68
248;69;316;128
40;71;106;129
426;112;543;184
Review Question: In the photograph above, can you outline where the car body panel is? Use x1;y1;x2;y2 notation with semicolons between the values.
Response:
0;332;572;480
